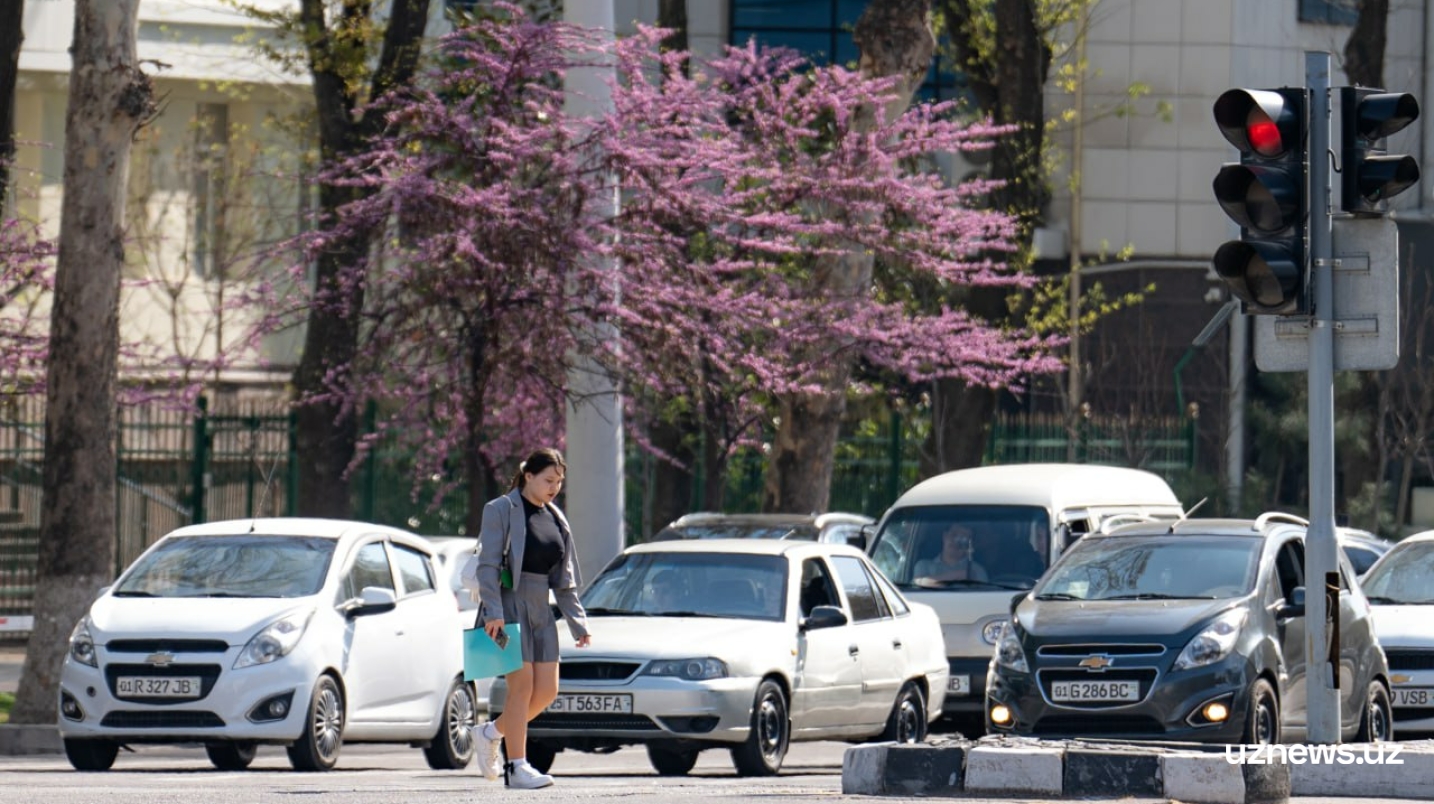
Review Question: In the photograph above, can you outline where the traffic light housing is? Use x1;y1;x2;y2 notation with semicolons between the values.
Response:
1340;87;1420;215
1212;87;1309;316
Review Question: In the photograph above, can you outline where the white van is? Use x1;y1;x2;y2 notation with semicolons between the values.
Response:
865;463;1184;720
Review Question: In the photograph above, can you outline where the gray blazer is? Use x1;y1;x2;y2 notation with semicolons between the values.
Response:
471;489;589;640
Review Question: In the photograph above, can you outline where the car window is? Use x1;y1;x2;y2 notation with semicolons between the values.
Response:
112;534;336;598
343;542;396;599
831;555;886;622
391;543;436;597
582;551;787;621
870;504;1051;590
1274;539;1305;602
1363;541;1434;603
869;563;910;616
1342;543;1381;575
1037;536;1261;601
798;558;842;617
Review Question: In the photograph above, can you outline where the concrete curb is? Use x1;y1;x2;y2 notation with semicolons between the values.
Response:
843;736;1434;802
0;723;63;755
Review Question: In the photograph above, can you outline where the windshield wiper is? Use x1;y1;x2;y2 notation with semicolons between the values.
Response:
1101;593;1216;600
111;590;158;597
916;578;1029;591
1034;592;1083;601
582;607;641;616
1367;596;1434;605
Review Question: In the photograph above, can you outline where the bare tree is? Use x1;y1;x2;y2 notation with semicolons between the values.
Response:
11;0;154;724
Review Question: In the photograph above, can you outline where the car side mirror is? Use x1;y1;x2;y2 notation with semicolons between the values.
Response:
344;586;397;618
1276;586;1306;620
849;525;875;551
801;605;848;631
1054;523;1074;552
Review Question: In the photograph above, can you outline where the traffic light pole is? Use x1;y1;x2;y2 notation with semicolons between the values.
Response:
1304;50;1340;745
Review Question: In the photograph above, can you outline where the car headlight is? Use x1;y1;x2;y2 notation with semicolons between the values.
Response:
642;658;728;680
981;620;1006;645
994;621;1028;674
1173;608;1248;671
235;609;314;670
68;617;97;668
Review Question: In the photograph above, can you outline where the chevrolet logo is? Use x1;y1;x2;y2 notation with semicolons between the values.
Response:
1078;654;1114;671
145;652;176;667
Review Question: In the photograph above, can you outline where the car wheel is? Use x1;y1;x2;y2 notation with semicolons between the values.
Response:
1244;678;1280;745
424;677;477;770
878;682;927;744
1356;681;1394;742
63;738;118;771
287;674;344;771
206;741;258;770
730;679;789;777
647;743;699;776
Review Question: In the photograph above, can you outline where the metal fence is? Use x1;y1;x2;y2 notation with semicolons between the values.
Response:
0;396;1195;640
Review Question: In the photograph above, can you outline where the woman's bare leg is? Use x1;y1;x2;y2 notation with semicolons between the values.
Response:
528;661;559;718
499;663;534;761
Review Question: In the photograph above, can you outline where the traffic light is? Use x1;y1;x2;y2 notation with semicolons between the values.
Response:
1212;88;1309;315
1340;87;1420;215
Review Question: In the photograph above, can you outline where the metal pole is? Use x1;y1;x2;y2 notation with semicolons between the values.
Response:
564;0;625;581
1305;50;1341;745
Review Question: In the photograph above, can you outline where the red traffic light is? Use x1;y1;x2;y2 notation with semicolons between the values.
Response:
1215;89;1305;158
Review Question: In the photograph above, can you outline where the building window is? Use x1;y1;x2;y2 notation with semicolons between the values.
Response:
729;0;966;103
1299;0;1358;25
192;103;229;281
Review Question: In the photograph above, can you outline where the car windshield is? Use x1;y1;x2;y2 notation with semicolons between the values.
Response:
870;504;1051;590
1361;541;1434;604
1036;536;1260;601
581;551;787;621
112;535;337;598
655;522;818;541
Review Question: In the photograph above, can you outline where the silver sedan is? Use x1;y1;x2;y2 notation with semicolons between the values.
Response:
489;539;948;776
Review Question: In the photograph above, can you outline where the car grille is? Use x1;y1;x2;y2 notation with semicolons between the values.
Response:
104;663;223;704
105;639;229;654
1036;668;1158;708
1385;650;1434;671
530;712;660;731
559;661;641;681
1034;714;1164;735
100;711;225;728
1037;644;1167;657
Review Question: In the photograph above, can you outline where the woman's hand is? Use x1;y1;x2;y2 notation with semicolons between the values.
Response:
575;634;592;648
484;618;505;640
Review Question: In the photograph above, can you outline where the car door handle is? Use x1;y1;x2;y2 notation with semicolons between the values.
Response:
848;645;860;656
892;638;903;649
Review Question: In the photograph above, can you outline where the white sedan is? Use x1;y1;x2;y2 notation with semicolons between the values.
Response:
57;518;476;772
1360;530;1434;734
490;539;948;776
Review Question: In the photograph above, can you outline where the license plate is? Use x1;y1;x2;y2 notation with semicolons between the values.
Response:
1394;688;1434;708
1051;680;1139;702
116;676;202;698
947;675;971;695
547;693;632;713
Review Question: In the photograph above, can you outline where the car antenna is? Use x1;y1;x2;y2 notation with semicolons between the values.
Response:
1179;497;1209;521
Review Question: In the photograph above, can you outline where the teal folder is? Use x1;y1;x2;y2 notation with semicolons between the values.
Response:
463;623;523;680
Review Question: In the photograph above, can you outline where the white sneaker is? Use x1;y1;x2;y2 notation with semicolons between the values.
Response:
473;723;503;781
505;761;554;789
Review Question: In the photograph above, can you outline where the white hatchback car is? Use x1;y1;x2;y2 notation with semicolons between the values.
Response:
57;518;476;772
491;539;948;777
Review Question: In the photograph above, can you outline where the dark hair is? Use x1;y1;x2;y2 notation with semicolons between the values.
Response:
510;448;566;491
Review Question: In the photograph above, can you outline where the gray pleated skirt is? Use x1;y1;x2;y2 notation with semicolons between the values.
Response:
500;571;559;663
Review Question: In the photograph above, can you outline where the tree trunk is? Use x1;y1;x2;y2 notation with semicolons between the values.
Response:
931;0;1051;468
0;0;22;218
11;0;152;724
763;0;933;514
290;0;431;518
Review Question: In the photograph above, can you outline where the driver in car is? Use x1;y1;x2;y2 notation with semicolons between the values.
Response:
915;524;989;583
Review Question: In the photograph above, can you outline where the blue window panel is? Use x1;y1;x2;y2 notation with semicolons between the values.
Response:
733;28;835;64
1298;0;1358;25
837;0;867;26
834;37;861;67
733;0;835;30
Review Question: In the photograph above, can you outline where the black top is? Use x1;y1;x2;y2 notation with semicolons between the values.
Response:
520;495;564;575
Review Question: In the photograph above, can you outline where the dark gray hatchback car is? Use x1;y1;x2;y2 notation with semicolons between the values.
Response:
985;514;1391;744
